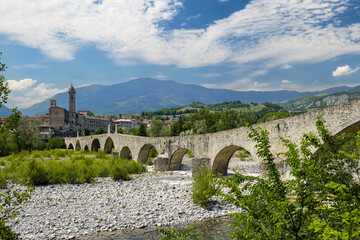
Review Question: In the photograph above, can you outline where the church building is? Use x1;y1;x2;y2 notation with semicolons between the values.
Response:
48;85;111;137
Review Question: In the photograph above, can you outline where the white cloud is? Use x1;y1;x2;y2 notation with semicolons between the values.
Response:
6;79;67;108
197;73;222;78
332;65;360;77
154;73;167;80
249;69;268;77
282;79;290;84
218;0;229;2
7;78;37;91
0;0;359;69
281;64;292;70
186;14;201;21
12;64;49;69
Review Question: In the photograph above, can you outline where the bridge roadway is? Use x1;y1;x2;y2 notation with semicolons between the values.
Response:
65;99;360;176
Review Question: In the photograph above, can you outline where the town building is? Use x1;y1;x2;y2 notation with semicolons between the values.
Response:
114;118;138;131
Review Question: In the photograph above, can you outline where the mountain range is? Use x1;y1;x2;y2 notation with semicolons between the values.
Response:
13;78;360;116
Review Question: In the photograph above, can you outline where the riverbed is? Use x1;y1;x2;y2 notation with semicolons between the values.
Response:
9;167;242;239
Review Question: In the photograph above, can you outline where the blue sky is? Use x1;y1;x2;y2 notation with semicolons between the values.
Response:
0;0;359;108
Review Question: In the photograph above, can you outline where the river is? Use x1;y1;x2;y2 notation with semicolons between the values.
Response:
79;216;235;240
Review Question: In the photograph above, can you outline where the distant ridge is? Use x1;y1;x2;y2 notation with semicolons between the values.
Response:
0;105;13;117
20;78;360;116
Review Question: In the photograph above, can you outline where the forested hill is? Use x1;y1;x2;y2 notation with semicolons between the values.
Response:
143;100;289;122
279;86;360;112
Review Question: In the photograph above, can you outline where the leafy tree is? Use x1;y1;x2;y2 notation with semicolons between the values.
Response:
0;52;33;240
190;110;219;133
216;117;360;239
149;119;164;137
137;123;148;137
117;127;124;134
258;111;292;123
216;110;241;131
47;137;66;149
16;119;41;152
0;53;10;108
170;120;183;136
194;119;207;134
0;186;34;240
127;127;137;135
81;127;90;136
90;127;104;135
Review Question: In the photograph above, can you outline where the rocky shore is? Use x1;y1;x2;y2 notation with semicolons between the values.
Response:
9;168;242;240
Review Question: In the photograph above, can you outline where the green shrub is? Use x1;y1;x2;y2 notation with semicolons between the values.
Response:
186;150;195;158
110;162;130;181
52;149;66;158
24;159;49;185
96;150;107;159
96;159;110;177
47;161;67;184
0;169;7;188
146;158;153;166
191;168;218;208
126;160;146;174
157;225;202;240
47;137;66;150
64;160;83;184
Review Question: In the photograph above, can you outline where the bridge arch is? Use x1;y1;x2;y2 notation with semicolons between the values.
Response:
91;139;101;152
120;146;132;160
138;144;157;164
68;143;74;150
75;140;81;150
212;145;251;175
84;145;89;151
169;148;191;170
104;137;114;153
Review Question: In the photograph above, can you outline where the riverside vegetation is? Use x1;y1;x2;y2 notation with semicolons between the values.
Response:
0;150;146;187
176;118;360;240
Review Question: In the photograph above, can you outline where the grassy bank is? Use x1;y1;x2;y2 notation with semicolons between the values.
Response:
0;149;146;187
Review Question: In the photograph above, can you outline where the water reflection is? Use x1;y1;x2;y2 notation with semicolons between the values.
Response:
80;216;234;240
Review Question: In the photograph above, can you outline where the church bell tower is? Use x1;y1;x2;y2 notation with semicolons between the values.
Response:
68;84;76;113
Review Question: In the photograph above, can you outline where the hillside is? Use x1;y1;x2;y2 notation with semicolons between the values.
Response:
21;78;359;116
0;105;13;117
143;100;272;117
279;86;360;112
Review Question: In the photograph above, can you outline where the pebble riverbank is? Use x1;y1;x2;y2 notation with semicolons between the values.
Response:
8;168;242;240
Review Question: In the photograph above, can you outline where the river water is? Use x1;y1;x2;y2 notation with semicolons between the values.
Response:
80;216;234;240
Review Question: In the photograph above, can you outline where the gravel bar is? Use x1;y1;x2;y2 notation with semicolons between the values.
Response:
8;169;241;240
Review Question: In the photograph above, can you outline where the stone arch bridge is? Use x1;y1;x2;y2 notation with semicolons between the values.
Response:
65;99;360;176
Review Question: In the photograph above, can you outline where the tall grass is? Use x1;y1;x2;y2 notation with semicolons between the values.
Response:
0;149;146;186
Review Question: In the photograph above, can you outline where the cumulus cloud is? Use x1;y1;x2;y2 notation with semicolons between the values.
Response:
332;65;360;77
0;0;359;69
6;79;67;108
282;79;290;84
7;78;37;91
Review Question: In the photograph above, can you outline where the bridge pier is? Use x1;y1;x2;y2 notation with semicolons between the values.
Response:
192;158;210;176
154;156;170;171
